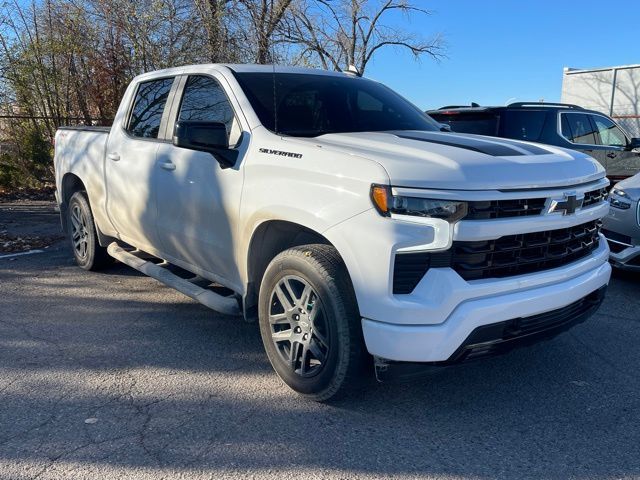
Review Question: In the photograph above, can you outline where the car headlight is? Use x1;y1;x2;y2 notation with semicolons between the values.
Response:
370;185;468;222
610;187;629;199
609;187;632;210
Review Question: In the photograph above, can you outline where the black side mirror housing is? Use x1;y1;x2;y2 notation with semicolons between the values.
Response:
173;121;238;168
626;137;640;151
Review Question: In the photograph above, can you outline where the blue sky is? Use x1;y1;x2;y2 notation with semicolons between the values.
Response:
366;0;640;110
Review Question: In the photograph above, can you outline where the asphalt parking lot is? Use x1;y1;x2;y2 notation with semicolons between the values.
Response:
1;201;639;480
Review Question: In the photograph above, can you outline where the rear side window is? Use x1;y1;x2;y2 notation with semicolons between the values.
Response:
127;78;174;138
560;113;597;145
500;110;546;141
428;112;499;136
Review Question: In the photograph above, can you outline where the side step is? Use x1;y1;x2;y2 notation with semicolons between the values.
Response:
107;242;240;316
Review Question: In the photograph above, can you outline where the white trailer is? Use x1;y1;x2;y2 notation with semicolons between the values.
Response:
561;64;640;137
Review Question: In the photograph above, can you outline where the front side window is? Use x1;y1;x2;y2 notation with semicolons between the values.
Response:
178;75;241;147
590;115;627;147
233;72;439;137
127;78;174;138
561;113;597;145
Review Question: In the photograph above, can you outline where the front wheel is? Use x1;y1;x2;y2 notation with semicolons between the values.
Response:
258;244;367;401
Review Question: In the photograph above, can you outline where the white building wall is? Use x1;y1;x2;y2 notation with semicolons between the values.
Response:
561;65;640;137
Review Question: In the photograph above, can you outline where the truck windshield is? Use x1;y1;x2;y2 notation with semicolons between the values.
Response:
233;72;439;137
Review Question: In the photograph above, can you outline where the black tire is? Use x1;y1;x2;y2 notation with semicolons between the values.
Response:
258;244;367;401
66;191;112;271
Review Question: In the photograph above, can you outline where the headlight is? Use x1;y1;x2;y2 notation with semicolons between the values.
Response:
609;188;632;210
610;187;629;198
370;185;467;222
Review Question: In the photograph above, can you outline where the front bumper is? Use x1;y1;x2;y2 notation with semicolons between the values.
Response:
361;252;610;363
374;286;606;382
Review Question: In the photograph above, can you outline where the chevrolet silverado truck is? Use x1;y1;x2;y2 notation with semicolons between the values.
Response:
54;65;612;401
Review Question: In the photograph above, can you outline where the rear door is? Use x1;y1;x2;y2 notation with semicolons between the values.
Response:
105;76;177;251
559;111;604;168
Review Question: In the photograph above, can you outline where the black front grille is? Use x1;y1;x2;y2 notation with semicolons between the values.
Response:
466;198;546;220
393;220;601;293
583;187;608;207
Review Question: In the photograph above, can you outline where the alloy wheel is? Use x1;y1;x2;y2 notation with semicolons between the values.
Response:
70;204;89;260
268;275;330;377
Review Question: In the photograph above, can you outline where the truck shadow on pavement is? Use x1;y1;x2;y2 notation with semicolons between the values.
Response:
0;244;639;478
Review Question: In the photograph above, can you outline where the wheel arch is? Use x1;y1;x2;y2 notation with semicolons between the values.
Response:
60;173;114;247
59;173;87;232
244;219;353;322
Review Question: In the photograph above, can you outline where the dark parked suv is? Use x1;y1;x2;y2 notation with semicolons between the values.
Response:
427;102;640;181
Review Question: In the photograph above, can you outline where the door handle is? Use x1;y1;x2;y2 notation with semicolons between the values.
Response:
160;161;176;171
606;152;616;159
107;153;120;162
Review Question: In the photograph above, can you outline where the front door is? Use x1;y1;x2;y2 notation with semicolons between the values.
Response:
155;74;245;287
588;113;640;181
105;76;176;251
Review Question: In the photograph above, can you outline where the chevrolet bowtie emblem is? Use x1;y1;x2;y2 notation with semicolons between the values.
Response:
549;193;583;215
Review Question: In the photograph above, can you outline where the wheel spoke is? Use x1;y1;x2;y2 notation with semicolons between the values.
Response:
274;283;295;311
289;341;301;370
70;214;80;230
308;339;325;363
269;312;289;325
299;343;310;374
282;278;300;306
271;329;292;342
313;326;329;349
300;284;313;310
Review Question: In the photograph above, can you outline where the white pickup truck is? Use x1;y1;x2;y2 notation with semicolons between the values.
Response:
54;64;612;400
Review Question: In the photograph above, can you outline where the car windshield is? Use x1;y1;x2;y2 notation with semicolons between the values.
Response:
233;72;439;137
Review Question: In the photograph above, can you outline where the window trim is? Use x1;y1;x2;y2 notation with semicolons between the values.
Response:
168;73;243;148
123;75;177;143
557;111;629;149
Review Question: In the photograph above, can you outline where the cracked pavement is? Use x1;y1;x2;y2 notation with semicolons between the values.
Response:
0;202;639;479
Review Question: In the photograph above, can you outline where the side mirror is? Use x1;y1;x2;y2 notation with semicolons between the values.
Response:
625;137;640;151
439;123;452;132
173;121;238;168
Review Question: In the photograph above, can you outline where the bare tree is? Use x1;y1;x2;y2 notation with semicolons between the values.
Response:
283;0;445;73
236;0;295;63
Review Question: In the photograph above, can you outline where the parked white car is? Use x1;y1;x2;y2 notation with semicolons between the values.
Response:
54;64;611;400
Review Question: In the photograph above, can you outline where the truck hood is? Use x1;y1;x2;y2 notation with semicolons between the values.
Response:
291;131;605;190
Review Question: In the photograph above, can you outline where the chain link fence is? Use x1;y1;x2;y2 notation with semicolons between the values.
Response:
613;115;640;138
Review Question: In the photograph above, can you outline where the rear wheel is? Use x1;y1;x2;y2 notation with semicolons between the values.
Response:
66;191;112;270
258;244;366;401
